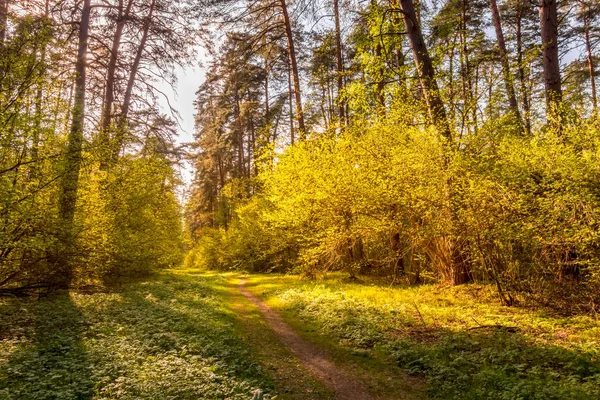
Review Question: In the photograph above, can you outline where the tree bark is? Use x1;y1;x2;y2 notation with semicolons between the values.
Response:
490;0;522;126
100;0;134;167
333;0;345;124
538;0;562;120
32;0;51;171
280;0;306;139
287;58;294;144
112;0;156;163
400;0;451;139
582;13;597;114
515;5;532;134
0;0;8;44
55;0;92;287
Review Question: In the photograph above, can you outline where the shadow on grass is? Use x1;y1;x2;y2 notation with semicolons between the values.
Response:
0;273;271;399
391;327;600;399
0;292;94;399
88;275;270;399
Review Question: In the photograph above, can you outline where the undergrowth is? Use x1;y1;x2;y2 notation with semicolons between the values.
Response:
250;273;600;399
0;272;271;399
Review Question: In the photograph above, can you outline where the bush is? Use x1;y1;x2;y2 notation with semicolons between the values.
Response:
188;104;600;310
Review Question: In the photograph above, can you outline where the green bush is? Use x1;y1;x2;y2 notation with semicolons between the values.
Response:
189;104;600;309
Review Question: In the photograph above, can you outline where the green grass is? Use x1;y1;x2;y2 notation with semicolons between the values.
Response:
3;270;599;399
0;271;272;400
243;273;600;400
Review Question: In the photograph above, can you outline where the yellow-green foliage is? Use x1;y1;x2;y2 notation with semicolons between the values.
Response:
78;155;184;282
192;105;600;307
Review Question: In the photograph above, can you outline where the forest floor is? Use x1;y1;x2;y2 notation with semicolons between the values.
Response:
1;269;599;399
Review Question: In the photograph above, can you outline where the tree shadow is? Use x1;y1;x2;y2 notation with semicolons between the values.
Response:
0;292;94;399
391;325;600;399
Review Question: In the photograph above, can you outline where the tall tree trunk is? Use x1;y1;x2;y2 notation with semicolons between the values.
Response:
583;15;597;114
112;0;156;163
288;58;294;144
333;0;345;124
234;88;245;178
280;0;306;139
55;0;92;288
538;0;562;121
490;0;522;127
100;0;134;168
459;1;476;135
390;0;407;90
264;56;270;128
0;0;8;43
516;5;532;134
32;0;51;171
400;0;451;139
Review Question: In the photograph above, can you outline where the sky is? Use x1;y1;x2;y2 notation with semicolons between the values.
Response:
156;64;206;191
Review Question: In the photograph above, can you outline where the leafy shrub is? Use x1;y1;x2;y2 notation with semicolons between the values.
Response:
189;104;600;309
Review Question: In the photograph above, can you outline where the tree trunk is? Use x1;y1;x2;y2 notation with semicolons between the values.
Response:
287;58;294;144
234;89;245;178
333;0;345;124
538;0;562;121
280;0;306;139
490;0;522;126
0;0;8;43
112;0;156;163
32;0;51;170
100;0;134;168
264;56;270;127
515;6;532;134
400;0;451;139
583;15;597;114
54;0;92;288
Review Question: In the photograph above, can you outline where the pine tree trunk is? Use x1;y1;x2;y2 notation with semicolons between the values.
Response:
538;0;562;121
490;0;522;126
400;0;451;139
583;16;597;114
287;59;294;144
55;0;92;288
112;0;155;163
100;0;134;168
280;0;306;139
0;0;8;43
333;0;345;124
515;6;532;134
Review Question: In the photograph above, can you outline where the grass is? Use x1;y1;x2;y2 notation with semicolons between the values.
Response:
0;271;274;400
2;269;599;399
242;273;600;400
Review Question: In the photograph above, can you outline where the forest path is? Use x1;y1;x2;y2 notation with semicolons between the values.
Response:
238;279;374;400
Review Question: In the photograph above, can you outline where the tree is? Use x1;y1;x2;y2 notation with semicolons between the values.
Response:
538;0;562;121
490;0;522;126
53;0;92;288
99;0;135;168
333;0;345;124
400;0;451;139
279;0;306;139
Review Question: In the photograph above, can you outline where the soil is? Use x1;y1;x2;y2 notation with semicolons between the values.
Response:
238;279;373;400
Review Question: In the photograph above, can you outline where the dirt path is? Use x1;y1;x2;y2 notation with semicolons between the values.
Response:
238;279;373;400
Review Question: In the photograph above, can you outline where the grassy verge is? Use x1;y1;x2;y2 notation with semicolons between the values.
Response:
243;273;600;400
0;270;273;399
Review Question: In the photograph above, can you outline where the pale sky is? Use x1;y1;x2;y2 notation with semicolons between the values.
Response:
157;64;206;190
